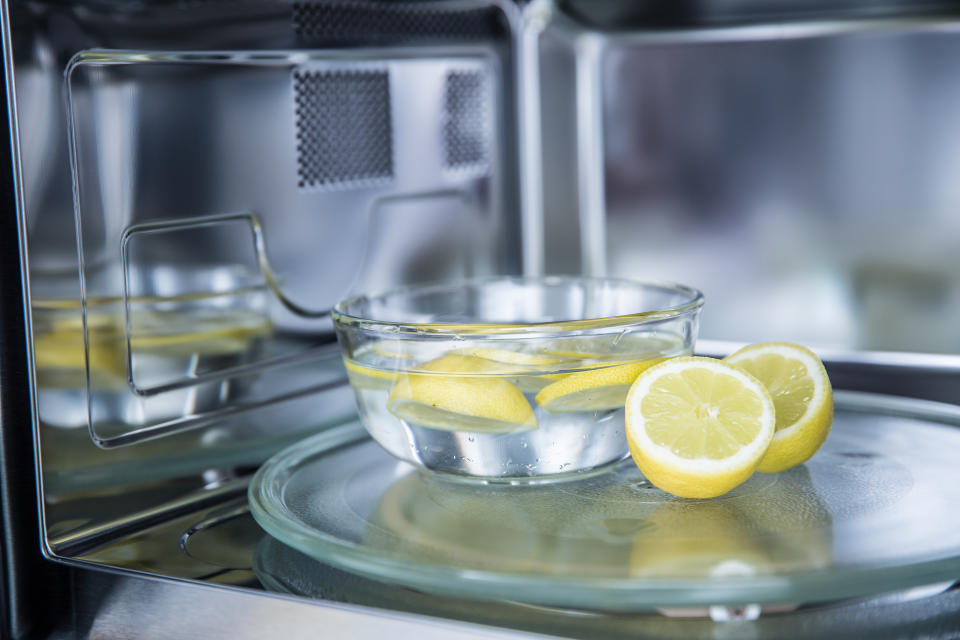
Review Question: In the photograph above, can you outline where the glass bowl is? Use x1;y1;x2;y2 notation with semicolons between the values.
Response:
331;276;704;481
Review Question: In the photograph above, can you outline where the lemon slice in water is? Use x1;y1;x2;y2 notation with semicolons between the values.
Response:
344;359;400;391
387;354;537;433
535;359;664;413
625;356;775;499
448;346;562;368
539;332;685;361
449;347;565;393
724;342;833;473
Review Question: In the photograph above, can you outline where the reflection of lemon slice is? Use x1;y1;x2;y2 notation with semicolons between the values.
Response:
735;465;834;572
366;472;548;572
34;331;127;383
38;310;270;362
127;309;271;356
34;311;123;376
535;360;662;412
387;354;537;433
630;501;771;579
130;325;269;355
724;342;833;474
625;357;775;499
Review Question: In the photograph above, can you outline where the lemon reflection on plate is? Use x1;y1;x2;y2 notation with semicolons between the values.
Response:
362;462;834;581
631;466;833;580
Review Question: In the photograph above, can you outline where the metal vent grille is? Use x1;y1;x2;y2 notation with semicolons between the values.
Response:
292;1;503;44
443;70;490;170
293;69;393;189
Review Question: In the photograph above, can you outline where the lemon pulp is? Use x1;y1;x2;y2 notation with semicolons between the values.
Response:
344;359;400;390
538;332;684;361
535;360;663;413
625;357;775;499
447;347;566;393
724;342;833;473
387;354;537;433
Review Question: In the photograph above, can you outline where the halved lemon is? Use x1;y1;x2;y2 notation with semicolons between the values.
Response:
387;354;537;433
625;357;775;499
724;342;833;473
535;359;664;413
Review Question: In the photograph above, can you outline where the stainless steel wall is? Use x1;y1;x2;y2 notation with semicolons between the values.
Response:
540;17;960;356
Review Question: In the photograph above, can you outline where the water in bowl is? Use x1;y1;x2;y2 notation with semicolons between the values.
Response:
344;331;691;480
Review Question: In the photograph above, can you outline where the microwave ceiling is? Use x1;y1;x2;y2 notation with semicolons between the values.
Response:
15;0;510;47
558;0;960;29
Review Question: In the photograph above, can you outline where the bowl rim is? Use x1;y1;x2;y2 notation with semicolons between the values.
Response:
331;275;704;336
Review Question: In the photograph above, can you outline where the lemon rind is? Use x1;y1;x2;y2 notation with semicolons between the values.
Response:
725;342;829;443
625;356;776;476
535;360;662;413
724;342;833;473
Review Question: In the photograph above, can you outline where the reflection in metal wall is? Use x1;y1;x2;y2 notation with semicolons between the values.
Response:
542;21;960;355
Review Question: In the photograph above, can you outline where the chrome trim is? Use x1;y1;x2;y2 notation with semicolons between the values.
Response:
573;31;606;277
49;478;249;558
697;338;960;375
78;571;555;640
519;0;548;276
0;1;62;634
561;15;960;44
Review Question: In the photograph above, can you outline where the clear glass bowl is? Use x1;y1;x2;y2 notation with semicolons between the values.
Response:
331;276;704;480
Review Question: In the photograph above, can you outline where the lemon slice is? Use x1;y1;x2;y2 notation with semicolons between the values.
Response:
346;340;432;391
448;346;562;368
387;354;537;433
535;359;663;413
344;359;400;390
539;332;685;361
449;347;565;393
625;356;775;499
724;342;833;474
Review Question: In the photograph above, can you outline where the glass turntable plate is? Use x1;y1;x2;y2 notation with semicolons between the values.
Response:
249;391;960;612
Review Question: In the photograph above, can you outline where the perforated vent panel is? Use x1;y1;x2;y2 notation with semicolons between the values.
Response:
292;1;503;43
444;70;490;170
293;69;393;189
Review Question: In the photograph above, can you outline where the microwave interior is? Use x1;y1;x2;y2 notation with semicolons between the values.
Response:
4;0;960;638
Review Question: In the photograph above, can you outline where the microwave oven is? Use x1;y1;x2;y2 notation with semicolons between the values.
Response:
4;1;960;638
